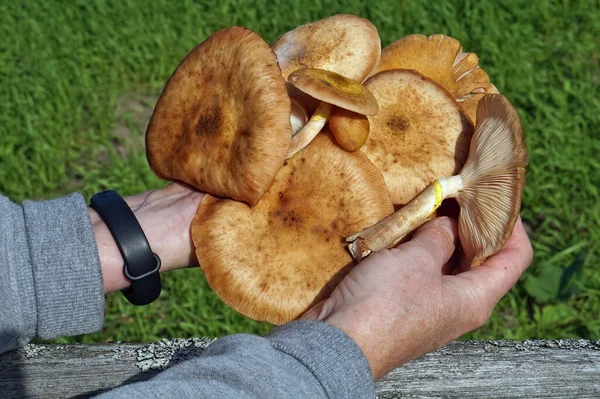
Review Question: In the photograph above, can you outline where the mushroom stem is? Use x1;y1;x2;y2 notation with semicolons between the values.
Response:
290;98;309;137
287;102;333;159
347;94;528;265
346;175;463;261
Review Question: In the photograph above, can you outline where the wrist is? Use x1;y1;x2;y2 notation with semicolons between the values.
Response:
89;199;170;294
322;309;379;379
89;208;125;294
321;300;402;381
90;186;204;294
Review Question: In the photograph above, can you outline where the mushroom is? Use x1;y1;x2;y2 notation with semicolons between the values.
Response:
146;27;291;206
272;14;381;156
360;69;474;205
273;14;381;81
369;34;493;124
347;94;529;268
192;131;393;325
328;108;370;152
286;68;378;156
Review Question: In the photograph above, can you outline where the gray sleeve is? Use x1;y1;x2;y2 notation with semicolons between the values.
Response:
0;194;105;354
1;194;374;397
97;320;374;399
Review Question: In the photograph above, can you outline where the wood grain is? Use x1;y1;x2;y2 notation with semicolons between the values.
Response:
1;339;599;398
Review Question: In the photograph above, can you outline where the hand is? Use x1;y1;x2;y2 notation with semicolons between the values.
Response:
302;216;533;380
89;182;204;293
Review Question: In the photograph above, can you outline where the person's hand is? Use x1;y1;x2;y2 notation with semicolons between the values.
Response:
302;216;533;380
89;182;204;293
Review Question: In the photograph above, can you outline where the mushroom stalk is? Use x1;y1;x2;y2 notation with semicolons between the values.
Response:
347;175;463;261
287;102;333;159
347;94;529;267
286;68;379;159
290;98;309;137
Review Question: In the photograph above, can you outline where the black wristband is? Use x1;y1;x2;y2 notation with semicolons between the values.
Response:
90;190;162;306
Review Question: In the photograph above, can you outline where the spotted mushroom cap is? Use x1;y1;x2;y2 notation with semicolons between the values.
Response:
192;132;393;325
273;14;381;81
370;34;492;124
361;69;474;205
146;27;291;206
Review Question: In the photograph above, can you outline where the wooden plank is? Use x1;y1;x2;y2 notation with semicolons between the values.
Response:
376;340;600;398
0;339;599;398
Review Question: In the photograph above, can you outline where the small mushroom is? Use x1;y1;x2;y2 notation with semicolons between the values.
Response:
347;94;529;268
286;68;378;156
360;69;474;205
192;131;393;325
369;34;492;124
328;108;370;152
146;27;291;207
289;68;379;115
272;14;381;157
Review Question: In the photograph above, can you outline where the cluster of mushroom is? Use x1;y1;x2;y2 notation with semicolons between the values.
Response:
145;14;529;325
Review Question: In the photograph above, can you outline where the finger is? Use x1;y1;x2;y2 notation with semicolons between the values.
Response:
448;218;533;311
392;217;459;273
441;247;460;275
300;299;327;321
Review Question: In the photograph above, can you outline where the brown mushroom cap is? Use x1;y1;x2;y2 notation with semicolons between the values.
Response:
457;94;529;267
345;95;528;266
361;69;474;205
370;34;491;124
328;108;370;152
273;14;381;81
146;27;291;206
192;132;393;325
288;68;379;115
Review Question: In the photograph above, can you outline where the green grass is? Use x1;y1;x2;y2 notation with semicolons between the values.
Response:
1;0;599;343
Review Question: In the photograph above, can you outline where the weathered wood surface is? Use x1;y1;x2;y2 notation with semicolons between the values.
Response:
0;339;599;398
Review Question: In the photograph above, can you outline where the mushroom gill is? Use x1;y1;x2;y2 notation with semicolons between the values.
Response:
347;94;529;269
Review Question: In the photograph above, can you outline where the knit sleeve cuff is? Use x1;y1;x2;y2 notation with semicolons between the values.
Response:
267;320;374;398
22;193;105;339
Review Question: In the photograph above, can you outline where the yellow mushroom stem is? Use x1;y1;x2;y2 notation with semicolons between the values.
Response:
346;175;463;261
286;102;333;159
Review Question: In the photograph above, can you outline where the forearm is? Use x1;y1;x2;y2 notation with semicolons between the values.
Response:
96;321;374;399
0;194;105;354
0;184;203;353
